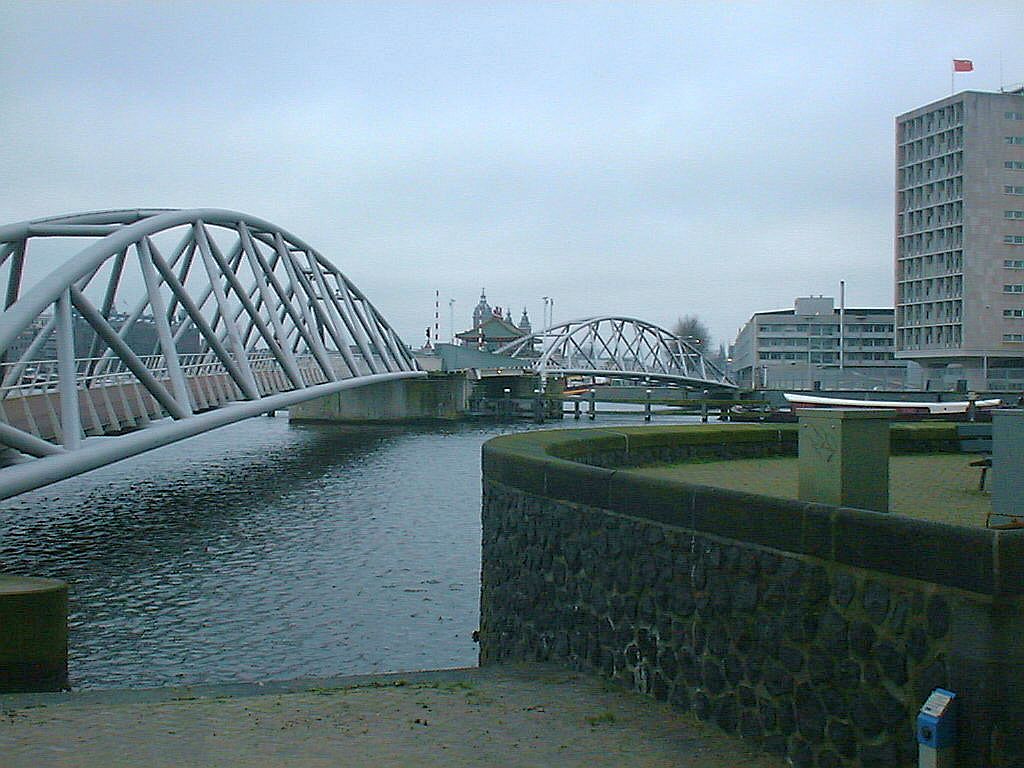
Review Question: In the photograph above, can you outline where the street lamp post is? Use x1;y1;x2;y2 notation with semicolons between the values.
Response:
839;280;846;372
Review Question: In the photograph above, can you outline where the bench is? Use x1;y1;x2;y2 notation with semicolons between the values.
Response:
957;423;992;492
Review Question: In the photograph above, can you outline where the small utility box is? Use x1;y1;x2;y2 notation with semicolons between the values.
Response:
917;688;956;768
992;409;1024;523
797;408;894;511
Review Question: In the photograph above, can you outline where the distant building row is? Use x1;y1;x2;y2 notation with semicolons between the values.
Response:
731;297;906;390
734;88;1024;393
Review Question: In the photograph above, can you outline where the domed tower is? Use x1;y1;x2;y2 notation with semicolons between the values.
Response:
472;289;491;328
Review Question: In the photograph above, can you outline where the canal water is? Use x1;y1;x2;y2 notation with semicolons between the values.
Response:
0;410;699;690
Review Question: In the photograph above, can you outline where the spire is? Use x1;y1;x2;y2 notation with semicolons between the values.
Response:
518;307;531;333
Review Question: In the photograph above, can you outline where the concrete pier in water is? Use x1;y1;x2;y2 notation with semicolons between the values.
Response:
289;372;471;422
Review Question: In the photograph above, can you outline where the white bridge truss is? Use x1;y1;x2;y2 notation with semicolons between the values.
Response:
495;316;736;389
0;208;422;500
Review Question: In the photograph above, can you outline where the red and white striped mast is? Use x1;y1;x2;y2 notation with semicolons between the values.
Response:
433;289;440;349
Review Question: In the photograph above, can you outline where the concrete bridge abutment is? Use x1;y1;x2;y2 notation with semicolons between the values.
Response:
288;372;471;423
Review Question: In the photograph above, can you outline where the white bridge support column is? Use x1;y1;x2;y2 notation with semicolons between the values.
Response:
55;288;81;450
139;239;193;415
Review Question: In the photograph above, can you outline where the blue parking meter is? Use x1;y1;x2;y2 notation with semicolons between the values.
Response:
917;688;956;767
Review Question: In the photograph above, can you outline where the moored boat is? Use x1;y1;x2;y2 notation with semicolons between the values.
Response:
783;393;1002;416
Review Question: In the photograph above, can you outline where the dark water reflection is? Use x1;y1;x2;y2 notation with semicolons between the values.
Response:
0;411;698;689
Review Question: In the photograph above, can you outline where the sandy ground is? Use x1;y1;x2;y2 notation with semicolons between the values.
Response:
0;664;784;768
634;453;991;526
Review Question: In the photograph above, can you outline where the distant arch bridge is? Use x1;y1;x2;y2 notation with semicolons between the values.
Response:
495;316;737;389
0;208;422;500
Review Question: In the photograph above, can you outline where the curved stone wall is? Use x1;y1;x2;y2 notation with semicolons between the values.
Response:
479;424;1024;768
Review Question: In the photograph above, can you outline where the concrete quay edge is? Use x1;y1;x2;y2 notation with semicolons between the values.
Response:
0;665;480;711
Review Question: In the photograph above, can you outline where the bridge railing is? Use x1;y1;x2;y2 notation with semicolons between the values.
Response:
0;351;344;444
1;352;336;399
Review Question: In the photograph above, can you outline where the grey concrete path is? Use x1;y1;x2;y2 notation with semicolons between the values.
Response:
0;664;784;767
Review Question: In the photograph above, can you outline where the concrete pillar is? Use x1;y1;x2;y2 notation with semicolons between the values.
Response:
992;410;1024;522
289;374;470;422
0;576;68;692
797;408;894;512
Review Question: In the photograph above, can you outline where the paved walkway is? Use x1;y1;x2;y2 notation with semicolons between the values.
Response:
0;664;783;767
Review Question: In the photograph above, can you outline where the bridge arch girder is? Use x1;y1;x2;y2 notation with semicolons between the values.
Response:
495;315;736;389
0;208;422;499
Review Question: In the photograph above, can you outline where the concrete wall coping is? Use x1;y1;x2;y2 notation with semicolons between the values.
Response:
797;408;899;421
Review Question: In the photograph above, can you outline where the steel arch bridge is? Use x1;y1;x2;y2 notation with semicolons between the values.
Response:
0;208;422;500
495;316;736;389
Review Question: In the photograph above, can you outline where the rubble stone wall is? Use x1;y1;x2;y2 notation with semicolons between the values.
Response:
479;425;1024;768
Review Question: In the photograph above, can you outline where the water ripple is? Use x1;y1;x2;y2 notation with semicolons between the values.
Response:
0;413;699;688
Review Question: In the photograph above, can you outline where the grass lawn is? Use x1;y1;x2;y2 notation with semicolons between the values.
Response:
631;454;992;527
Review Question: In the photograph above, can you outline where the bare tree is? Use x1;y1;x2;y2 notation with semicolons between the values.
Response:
673;315;711;349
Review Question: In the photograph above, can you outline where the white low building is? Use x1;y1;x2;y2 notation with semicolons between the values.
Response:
731;296;909;391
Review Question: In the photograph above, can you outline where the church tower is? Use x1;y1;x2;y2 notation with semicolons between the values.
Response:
518;307;531;334
472;289;491;328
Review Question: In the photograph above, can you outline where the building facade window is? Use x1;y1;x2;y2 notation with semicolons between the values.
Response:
1005;236;1024;245
1006;136;1024;145
1005;260;1024;269
1004;284;1024;293
1003;333;1024;342
1008;112;1024;121
1003;308;1024;317
1007;161;1024;170
1006;210;1024;219
1006;186;1024;195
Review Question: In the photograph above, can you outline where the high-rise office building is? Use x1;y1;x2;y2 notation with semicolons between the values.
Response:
895;88;1024;390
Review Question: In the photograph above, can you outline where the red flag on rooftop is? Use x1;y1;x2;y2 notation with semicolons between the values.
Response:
953;59;974;72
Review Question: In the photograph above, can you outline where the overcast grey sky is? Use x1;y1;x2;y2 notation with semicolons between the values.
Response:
2;1;1022;349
